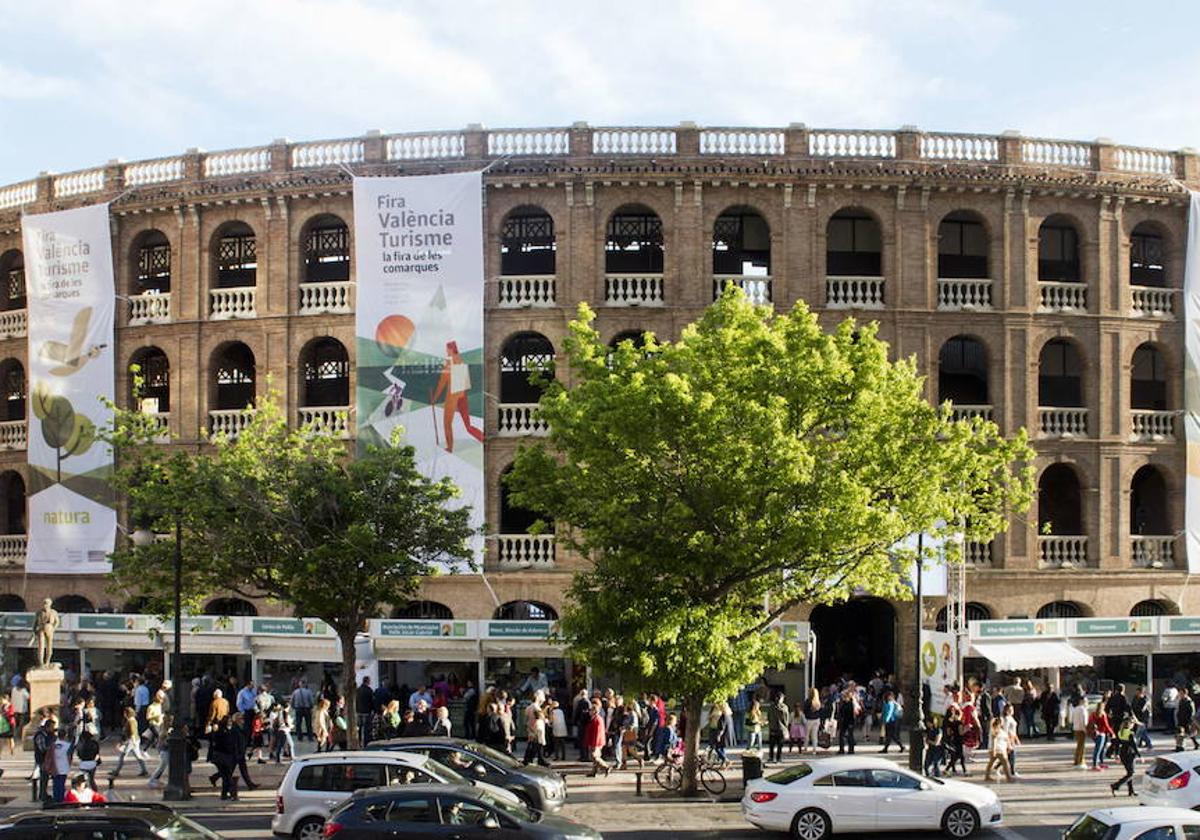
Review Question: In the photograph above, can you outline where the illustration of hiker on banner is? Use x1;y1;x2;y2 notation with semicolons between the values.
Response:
431;340;483;453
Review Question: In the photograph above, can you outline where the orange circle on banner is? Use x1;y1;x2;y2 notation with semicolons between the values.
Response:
375;315;415;355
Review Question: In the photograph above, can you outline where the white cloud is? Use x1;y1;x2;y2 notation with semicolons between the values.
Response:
0;62;77;100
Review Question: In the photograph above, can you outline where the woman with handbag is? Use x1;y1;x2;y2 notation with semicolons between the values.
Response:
313;698;333;752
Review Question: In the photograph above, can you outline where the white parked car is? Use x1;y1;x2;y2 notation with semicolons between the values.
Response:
1064;807;1200;840
741;756;1002;839
1141;752;1200;809
271;750;519;840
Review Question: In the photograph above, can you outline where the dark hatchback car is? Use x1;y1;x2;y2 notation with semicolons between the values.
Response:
373;738;567;813
325;783;600;839
0;802;225;839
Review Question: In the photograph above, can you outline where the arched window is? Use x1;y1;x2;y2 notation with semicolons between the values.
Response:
1036;601;1082;620
935;602;992;633
826;210;882;277
0;472;25;535
0;594;24;612
1130;223;1166;288
1131;344;1167;411
214;222;257;288
1038;216;1081;282
606;206;663;274
392;601;453;620
0;250;24;312
938;212;988;279
0;359;24;423
501;208;555;276
499;332;554;404
123;596;151;614
1131;465;1169;535
129;347;169;413
713;207;770;276
300;338;350;407
938;337;988;406
1039;464;1083;536
133;230;171;294
53;595;95;614
494;600;557;621
499;465;548;534
1131;599;1174;617
303;215;350;284
1038;340;1084;407
212;343;256;410
205;597;257;617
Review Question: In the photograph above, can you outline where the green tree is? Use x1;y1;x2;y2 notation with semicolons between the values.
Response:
104;393;474;747
508;289;1034;793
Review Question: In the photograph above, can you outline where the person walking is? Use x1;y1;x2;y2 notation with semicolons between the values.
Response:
584;700;610;777
764;694;789;763
836;689;857;755
801;689;822;754
923;716;944;778
0;694;15;756
880;691;904;753
550;700;568;761
230;713;259;790
207;688;229;731
1070;695;1089;769
1089;702;1115;772
108;708;148;780
290;680;314;742
1176;689;1198;751
1110;715;1140;797
745;699;764;753
1041;685;1061;741
31;718;55;802
270;703;295;763
983;718;1012;782
1132;686;1154;751
147;714;174;787
208;718;239;801
943;705;967;776
356;677;376;747
432;705;453;738
1001;705;1021;777
313;697;332;752
75;728;100;790
50;727;73;802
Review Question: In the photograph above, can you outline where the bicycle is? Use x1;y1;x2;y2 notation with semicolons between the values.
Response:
652;746;727;795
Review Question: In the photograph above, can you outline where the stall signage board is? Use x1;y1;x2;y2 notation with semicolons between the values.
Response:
1074;618;1154;636
378;620;470;638
251;618;331;636
972;619;1062;639
0;613;34;631
1165;617;1200;635
487;621;554;639
77;614;150;632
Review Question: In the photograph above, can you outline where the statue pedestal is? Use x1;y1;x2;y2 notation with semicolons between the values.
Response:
22;664;64;747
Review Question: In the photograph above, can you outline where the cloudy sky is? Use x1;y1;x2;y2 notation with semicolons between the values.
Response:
0;0;1196;184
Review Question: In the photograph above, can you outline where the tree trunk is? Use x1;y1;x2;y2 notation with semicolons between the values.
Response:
681;694;704;796
339;631;359;749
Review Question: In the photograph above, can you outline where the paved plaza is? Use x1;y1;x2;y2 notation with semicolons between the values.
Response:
0;734;1172;838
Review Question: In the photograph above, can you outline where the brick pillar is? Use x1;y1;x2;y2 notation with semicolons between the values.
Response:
896;125;921;162
998;130;1022;166
1093;138;1115;173
569;122;592;158
676;121;699;156
269;138;290;175
104;159;124;193
1178;148;1199;184
182;148;203;182
463;123;487;159
786;123;809;161
363;130;384;165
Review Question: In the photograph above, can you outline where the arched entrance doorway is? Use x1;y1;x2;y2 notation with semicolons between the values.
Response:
809;597;896;684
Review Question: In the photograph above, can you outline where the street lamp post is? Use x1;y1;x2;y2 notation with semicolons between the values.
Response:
133;518;190;801
909;532;925;772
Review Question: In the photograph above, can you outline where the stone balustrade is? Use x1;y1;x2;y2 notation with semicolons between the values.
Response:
147;412;170;443
826;276;885;309
498;275;556;308
605;274;664;307
1131;409;1176;441
124;157;185;186
1039;535;1089;568
937;278;992;310
1132;535;1176;568
1130;286;1175;317
210;287;257;319
713;275;772;305
497;404;548;437
208;409;254;440
1039;407;1088;438
298;281;353;315
0;126;1191;212
963;541;993;567
128;292;171;325
0;534;25;565
299;406;351;438
950;405;993;423
495;533;555;570
0;420;26;450
1039;280;1087;312
488;129;570;156
0;310;26;339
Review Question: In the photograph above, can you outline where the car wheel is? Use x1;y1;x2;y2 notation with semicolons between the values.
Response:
293;817;324;840
791;808;831;840
942;803;980;838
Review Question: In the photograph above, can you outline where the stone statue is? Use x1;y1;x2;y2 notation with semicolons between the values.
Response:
31;598;60;668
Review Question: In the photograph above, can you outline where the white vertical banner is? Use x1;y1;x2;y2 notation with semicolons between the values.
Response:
21;203;116;574
920;628;956;715
352;173;484;566
1185;191;1200;573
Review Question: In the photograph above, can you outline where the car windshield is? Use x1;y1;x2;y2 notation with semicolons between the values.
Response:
465;742;520;768
424;759;469;786
476;790;536;823
1065;815;1117;840
766;764;814;784
152;812;225;839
